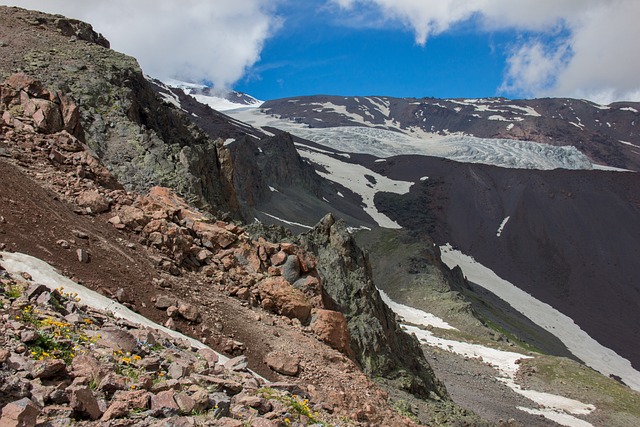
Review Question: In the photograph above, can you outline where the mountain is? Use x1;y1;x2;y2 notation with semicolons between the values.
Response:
261;95;640;171
163;78;263;112
3;6;640;427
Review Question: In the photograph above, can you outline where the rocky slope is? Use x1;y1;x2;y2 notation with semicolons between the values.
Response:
0;70;431;425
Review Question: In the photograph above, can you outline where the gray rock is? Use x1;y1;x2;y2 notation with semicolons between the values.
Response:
154;295;176;310
297;213;448;399
224;355;248;372
76;248;90;263
281;255;300;284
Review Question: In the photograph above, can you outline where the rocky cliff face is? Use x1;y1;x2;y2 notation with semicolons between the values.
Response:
0;6;236;218
298;214;448;400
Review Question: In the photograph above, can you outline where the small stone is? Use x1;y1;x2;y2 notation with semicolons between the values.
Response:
77;190;110;214
166;305;179;318
178;302;200;322
196;347;219;366
71;229;89;239
151;390;179;415
32;358;67;379
76;248;90;263
20;330;39;343
154;295;176;310
67;386;103;420
20;272;32;281
56;239;70;249
165;318;176;329
174;392;196;414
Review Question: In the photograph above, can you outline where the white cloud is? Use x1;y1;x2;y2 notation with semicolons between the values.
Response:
331;0;640;103
1;0;280;89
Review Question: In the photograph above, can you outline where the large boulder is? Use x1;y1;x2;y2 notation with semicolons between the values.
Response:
311;309;353;357
255;277;312;324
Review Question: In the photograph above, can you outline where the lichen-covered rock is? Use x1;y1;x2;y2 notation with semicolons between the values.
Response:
298;213;447;400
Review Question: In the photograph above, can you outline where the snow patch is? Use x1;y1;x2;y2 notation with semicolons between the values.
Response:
620;107;638;113
0;252;228;362
379;290;456;330
496;216;510;237
419;176;429;181
378;286;596;426
298;150;412;229
439;244;640;392
268;186;279;193
223;138;236;146
259;211;312;230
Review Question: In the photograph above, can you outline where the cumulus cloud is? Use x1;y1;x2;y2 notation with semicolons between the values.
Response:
332;0;640;102
1;0;280;89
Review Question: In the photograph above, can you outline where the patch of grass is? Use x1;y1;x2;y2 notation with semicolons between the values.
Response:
520;355;640;419
390;399;419;422
258;387;331;426
3;282;23;299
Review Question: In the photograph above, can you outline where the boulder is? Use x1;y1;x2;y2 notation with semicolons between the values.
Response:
77;190;110;214
0;397;40;427
255;277;311;324
264;352;300;376
311;309;353;356
281;255;300;284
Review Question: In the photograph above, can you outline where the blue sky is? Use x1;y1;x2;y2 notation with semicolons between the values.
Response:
235;5;511;100
2;0;640;104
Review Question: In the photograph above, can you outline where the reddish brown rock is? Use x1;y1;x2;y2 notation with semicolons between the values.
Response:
117;205;149;229
311;309;353;356
151;390;180;412
0;397;40;427
270;250;287;266
67;386;103;420
264;352;300;376
77;190;110;214
174;392;196;414
193;222;237;249
178;302;201;322
256;277;312;324
32;358;67;379
5;73;47;97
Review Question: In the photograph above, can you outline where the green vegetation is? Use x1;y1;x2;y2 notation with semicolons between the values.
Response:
520;355;640;419
258;387;333;426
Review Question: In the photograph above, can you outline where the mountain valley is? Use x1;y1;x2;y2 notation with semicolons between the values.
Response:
1;6;640;427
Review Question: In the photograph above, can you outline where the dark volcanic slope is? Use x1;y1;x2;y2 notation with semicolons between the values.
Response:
262;95;640;171
366;154;640;369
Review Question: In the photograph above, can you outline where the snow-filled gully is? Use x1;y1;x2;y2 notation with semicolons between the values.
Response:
379;290;596;427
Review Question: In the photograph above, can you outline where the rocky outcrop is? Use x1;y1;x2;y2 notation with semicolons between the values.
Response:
298;214;448;399
0;7;237;219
